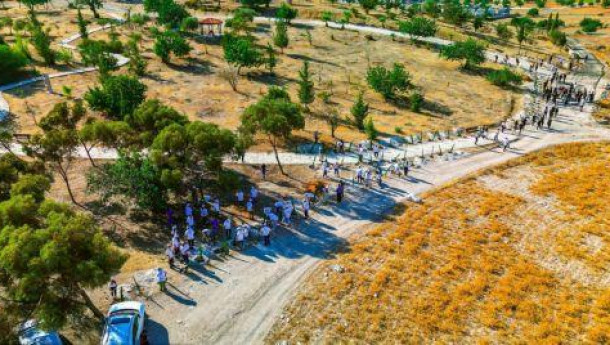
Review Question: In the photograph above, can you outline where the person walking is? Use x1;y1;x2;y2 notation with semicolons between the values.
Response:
156;268;167;292
109;278;118;299
303;198;310;219
336;182;344;203
223;217;232;240
236;189;244;206
261;164;267;180
250;186;259;205
246;198;254;219
185;226;195;247
165;244;175;268
261;223;271;246
179;241;190;273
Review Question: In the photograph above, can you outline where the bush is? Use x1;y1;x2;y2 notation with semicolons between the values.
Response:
85;75;147;119
487;68;523;87
580;18;602;33
0;45;29;84
366;63;411;100
180;16;199;32
153;29;191;63
276;3;298;23
410;92;423;112
144;0;189;27
496;23;513;41
549;29;567;46
527;8;539;17
351;92;369;130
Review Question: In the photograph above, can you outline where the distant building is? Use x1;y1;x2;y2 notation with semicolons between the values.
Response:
469;5;511;19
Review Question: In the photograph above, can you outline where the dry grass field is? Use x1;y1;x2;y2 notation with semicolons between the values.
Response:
267;141;610;344
0;6;521;146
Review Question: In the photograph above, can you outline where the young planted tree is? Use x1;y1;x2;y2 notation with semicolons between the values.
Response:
364;116;377;140
439;38;486;70
85;75;147;120
78;39;118;78
240;87;304;175
441;0;471;26
360;0;378;14
125;34;147;76
273;21;289;53
511;17;534;52
473;16;484;31
351;91;369;130
366;63;411;100
226;7;256;35
144;0;189;27
496;22;513;41
125;98;188;147
321;11;333;27
580;18;602;33
28;13;55;66
77;0;103;19
399;16;437;42
0;45;29;84
298;60;315;108
423;0;441;18
153;29;191;63
276;3;298;24
265;43;277;74
326;108;340;138
222;33;264;74
77;8;88;39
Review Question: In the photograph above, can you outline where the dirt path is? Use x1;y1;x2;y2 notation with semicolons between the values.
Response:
143;64;609;343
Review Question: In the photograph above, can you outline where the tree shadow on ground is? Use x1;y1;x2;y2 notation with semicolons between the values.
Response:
164;58;215;76
247;72;294;87
286;53;341;67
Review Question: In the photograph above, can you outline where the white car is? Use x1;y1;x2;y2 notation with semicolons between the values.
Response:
101;302;147;345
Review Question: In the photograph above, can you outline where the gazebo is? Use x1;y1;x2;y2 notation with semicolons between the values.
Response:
199;18;223;37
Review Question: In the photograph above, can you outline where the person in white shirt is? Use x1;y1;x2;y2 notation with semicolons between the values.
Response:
282;204;293;226
180;242;190;273
156;268;167;292
186;215;194;228
165;244;175;268
200;205;209;225
261;224;271;246
235;227;245;250
172;235;180;255
212;199;221;214
274;200;283;214
246;199;254;219
185;202;193;217
236;189;244;205
268;212;279;229
223;218;232;239
185;226;195;247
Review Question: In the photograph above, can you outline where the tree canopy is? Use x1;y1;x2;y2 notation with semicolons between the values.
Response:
439;38;486;70
85;75;147;120
366;63;412;100
222;33;264;74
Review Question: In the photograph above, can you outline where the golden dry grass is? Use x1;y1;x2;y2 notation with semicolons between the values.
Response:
267;141;610;344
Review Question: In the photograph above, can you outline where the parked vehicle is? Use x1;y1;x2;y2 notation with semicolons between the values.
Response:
18;320;63;345
101;302;147;345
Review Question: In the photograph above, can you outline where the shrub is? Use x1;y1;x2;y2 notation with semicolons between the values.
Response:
153;29;191;63
276;3;298;23
410;92;423;112
527;8;539;17
487;68;523;87
351;92;369;130
0;45;29;84
180;16;199;32
580;18;602;33
85;75;147;119
366;63;411;100
364;117;378;140
496;23;513;41
549;29;567;46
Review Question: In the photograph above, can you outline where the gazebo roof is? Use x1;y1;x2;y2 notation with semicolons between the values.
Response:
199;18;223;25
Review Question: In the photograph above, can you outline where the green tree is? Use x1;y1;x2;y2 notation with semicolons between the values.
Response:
441;0;471;26
527;7;539;17
496;22;513;41
125;99;188;146
473;16;484;31
125;34;147;76
25;102;86;205
29;14;55;66
410;92;423;112
579;17;602;33
273;21;289;53
77;8;89;39
222;33;264;74
298;60;315;107
79;119;134;166
364;116;377;140
153;29;191;63
423;0;441;18
399;16;437;42
85;75;147;120
77;0;103;19
78;39;118;78
17;0;49;10
360;0;378;13
0;196;126;327
439;38;486;70
511;17;535;52
240;87;304;174
549;29;567;46
144;0;189;27
265;43;277;74
226;8;256;35
10;174;50;202
366;63;411;100
87;152;167;211
276;3;298;24
238;0;270;8
321;11;334;27
351;91;369;130
0;45;29;84
180;16;199;33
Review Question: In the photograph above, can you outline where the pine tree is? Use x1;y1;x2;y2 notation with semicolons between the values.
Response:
266;43;277;74
351;91;369;130
298;60;314;107
273;21;289;53
77;8;88;39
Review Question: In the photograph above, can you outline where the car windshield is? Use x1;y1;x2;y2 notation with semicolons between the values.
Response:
109;317;131;325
